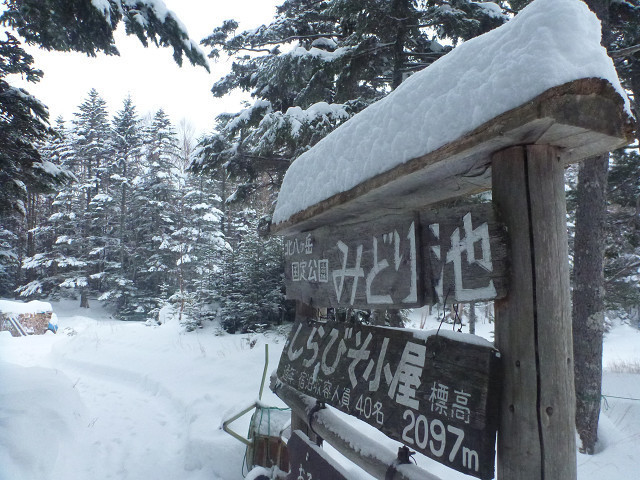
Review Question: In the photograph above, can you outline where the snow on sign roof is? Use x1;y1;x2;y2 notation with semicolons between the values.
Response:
271;0;633;232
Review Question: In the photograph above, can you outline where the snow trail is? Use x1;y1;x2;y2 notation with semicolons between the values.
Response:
2;301;639;479
59;368;188;480
1;300;286;480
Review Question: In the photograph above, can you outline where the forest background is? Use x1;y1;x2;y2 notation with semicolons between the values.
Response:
0;0;639;456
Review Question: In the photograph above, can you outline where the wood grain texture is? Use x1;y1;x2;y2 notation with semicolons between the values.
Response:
284;213;423;308
271;78;633;236
492;146;576;480
526;145;576;480
283;204;508;308
277;318;502;479
420;204;509;306
286;431;349;480
493;147;541;480
290;302;322;446
272;377;444;480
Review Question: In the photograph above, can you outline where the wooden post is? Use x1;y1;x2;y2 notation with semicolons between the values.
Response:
492;145;576;480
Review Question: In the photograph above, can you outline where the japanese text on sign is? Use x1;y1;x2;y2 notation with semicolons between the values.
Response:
283;205;507;308
277;319;501;479
285;222;418;306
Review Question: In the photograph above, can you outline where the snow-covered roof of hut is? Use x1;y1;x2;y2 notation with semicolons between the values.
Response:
272;0;632;229
0;300;53;317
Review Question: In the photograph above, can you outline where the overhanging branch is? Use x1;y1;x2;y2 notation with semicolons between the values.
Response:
610;44;640;58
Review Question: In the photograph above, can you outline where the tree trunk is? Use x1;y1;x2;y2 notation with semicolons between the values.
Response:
80;289;90;308
391;0;409;90
120;161;127;290
469;301;476;335
572;154;608;454
571;0;613;455
25;192;37;285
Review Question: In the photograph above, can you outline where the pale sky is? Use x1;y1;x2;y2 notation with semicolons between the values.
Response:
9;0;281;135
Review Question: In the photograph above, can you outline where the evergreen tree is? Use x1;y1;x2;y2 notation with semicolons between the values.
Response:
194;0;508;204
567;0;639;454
97;96;144;316
0;32;68;214
216;208;286;333
72;89;115;307
176;174;227;329
128;109;181;315
16;118;81;298
0;0;207;212
191;1;511;332
169;121;228;329
1;0;208;69
605;149;640;312
19;90;114;306
0;212;20;295
609;1;640;130
6;91;231;326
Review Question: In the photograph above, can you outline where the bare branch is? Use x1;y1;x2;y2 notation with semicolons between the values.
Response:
606;261;640;284
231;33;340;50
229;47;273;54
609;44;640;58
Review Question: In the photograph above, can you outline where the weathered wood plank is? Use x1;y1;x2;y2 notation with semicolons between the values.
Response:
290;302;322;446
286;431;350;480
283;203;508;308
492;146;542;479
276;318;502;479
492;145;576;480
273;377;444;480
526;145;576;480
284;213;423;308
421;204;509;305
270;78;633;236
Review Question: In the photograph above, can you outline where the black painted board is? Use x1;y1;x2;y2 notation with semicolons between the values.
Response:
420;203;509;305
277;319;502;479
285;430;350;480
283;203;507;308
284;213;423;309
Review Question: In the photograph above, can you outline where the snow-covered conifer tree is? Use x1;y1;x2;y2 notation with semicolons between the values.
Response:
210;205;286;333
45;89;114;307
171;123;228;328
194;0;508;205
0;0;207;213
126;109;182;315
16;117;80;299
96;96;144;316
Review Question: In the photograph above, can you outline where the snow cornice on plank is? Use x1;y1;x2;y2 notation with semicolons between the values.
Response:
270;77;634;236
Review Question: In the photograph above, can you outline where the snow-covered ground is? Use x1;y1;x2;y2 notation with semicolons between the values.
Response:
1;300;639;479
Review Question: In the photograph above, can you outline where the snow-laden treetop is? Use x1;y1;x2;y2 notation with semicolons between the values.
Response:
272;0;630;226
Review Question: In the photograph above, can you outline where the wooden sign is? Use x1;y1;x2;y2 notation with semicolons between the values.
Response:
422;204;508;305
285;430;349;480
277;319;502;479
284;213;422;308
284;203;507;308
